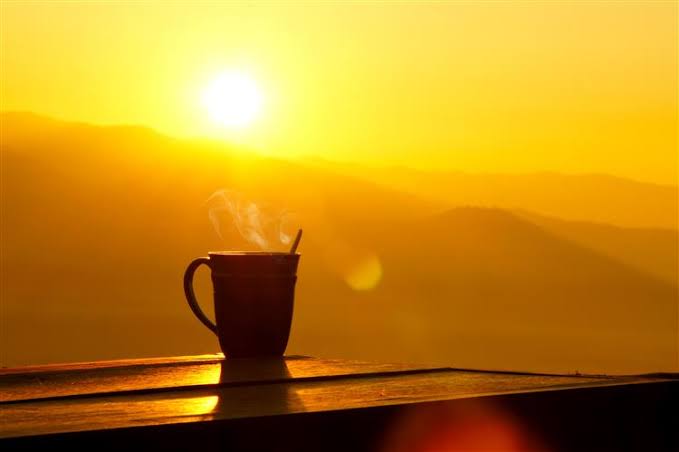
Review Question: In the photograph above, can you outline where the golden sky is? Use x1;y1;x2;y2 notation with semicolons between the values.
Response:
1;2;677;184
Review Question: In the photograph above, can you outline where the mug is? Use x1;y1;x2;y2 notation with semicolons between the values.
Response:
183;252;300;358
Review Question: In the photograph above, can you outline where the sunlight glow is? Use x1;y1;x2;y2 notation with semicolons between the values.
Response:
201;71;263;128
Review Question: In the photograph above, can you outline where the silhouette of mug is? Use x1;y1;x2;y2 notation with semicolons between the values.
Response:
184;252;300;358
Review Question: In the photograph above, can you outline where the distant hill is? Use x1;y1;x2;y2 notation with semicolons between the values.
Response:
305;157;678;230
353;207;677;372
0;111;442;363
1;112;676;374
514;210;677;286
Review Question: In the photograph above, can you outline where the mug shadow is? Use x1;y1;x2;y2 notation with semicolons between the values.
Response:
210;357;307;418
136;358;309;450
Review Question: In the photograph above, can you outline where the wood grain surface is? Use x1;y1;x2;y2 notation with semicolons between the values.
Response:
0;356;449;403
0;355;666;440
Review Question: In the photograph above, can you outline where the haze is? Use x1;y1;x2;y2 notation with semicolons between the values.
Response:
1;2;676;183
0;2;677;375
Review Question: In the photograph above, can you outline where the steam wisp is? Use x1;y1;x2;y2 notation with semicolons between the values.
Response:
206;189;296;251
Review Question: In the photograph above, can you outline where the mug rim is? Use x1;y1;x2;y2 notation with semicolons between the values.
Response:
208;251;300;256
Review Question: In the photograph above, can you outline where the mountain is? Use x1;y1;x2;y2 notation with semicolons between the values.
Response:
514;210;677;286
304;157;678;230
1;112;676;374
337;207;677;373
0;111;442;363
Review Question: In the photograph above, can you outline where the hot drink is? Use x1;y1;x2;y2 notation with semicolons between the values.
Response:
183;251;300;358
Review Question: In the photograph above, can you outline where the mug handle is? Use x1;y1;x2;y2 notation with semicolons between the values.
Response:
183;257;218;335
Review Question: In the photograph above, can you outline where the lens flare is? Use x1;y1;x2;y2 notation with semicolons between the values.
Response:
379;400;549;452
345;253;383;291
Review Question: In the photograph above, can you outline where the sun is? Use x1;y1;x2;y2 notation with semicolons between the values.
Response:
201;71;263;128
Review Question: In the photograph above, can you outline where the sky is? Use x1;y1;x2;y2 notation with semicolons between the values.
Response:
1;1;677;184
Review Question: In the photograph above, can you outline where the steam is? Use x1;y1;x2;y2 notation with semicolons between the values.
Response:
206;189;294;250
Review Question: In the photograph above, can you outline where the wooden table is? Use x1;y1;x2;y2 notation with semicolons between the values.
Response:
1;355;676;451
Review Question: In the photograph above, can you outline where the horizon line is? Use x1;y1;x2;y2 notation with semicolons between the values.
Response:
2;109;677;189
